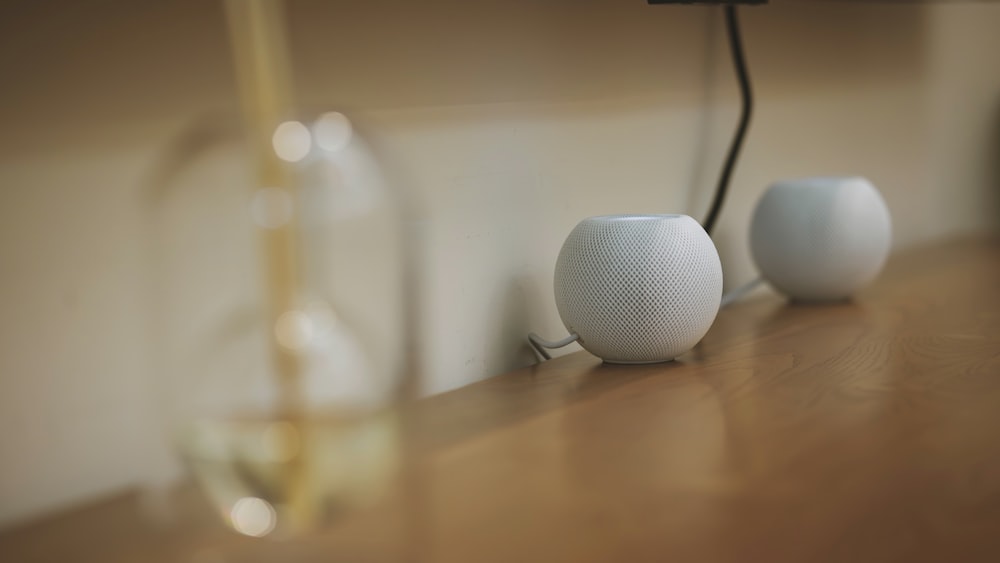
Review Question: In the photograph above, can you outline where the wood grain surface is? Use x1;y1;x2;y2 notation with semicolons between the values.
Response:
3;237;999;562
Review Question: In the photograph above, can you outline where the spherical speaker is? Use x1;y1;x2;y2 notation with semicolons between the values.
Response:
750;176;892;302
554;214;723;364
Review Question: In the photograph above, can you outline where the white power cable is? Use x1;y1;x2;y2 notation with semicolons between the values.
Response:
720;276;764;308
527;332;579;362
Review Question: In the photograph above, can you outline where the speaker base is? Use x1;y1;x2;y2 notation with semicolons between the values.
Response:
602;358;676;365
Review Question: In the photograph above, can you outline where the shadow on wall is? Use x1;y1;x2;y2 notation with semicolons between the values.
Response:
992;100;1000;224
289;0;714;110
744;2;928;99
287;1;929;109
0;0;235;155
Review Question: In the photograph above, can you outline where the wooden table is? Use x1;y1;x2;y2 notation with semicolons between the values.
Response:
3;237;1000;562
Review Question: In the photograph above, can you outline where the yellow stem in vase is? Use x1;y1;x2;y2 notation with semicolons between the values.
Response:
223;0;312;531
223;0;301;417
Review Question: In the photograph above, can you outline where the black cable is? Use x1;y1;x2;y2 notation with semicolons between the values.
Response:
703;5;753;236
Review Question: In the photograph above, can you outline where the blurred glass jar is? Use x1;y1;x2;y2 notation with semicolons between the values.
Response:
147;111;415;538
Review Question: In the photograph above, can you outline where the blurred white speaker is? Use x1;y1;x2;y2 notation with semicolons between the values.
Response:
554;214;723;364
750;176;892;302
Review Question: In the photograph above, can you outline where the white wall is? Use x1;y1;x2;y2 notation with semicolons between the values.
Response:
1;0;998;527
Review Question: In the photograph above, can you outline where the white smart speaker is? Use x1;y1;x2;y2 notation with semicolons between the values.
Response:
750;176;892;302
554;214;723;364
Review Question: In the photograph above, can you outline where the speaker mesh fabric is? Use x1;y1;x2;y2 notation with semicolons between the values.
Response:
554;214;722;363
